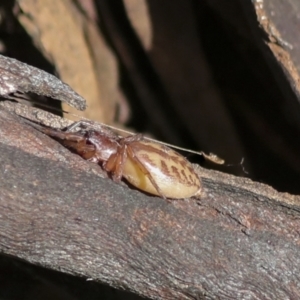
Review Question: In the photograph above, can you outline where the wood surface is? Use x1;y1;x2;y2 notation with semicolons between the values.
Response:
1;108;300;299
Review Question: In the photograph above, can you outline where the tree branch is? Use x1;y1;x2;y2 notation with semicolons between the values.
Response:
1;107;300;299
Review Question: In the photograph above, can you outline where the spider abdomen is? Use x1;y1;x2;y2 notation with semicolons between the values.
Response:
122;141;201;199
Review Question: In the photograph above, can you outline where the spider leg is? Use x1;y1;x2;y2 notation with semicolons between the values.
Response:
65;120;95;132
39;127;85;143
126;146;166;199
65;121;120;142
105;145;127;182
122;134;144;143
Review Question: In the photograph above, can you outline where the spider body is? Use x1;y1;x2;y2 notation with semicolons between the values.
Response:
40;124;202;199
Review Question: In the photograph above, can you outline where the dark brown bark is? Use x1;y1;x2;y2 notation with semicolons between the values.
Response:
1;107;300;300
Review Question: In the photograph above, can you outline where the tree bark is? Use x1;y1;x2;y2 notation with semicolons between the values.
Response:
0;107;300;300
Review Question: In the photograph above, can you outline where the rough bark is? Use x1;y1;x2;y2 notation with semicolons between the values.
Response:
1;107;300;300
0;54;86;111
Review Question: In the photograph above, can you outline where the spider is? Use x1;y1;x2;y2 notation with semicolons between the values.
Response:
31;121;202;199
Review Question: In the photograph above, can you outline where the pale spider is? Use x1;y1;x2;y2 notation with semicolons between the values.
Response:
29;120;202;199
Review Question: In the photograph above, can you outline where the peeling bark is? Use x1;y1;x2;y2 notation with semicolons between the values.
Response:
0;54;86;111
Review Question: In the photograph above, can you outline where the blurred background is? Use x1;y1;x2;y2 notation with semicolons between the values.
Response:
1;0;300;299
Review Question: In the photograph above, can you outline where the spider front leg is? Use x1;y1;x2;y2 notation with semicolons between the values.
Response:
121;134;144;143
104;145;128;182
65;120;95;132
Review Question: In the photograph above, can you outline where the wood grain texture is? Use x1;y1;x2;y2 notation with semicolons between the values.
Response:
1;108;300;299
